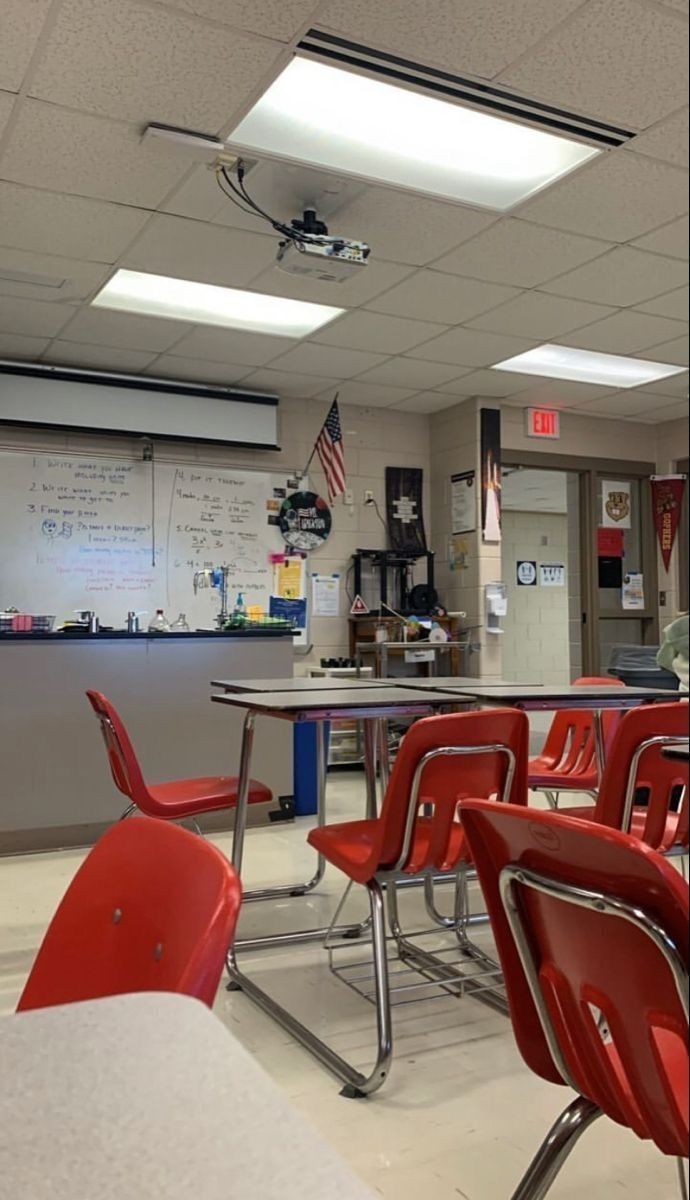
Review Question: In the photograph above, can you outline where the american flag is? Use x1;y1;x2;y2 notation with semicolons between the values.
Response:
315;396;346;501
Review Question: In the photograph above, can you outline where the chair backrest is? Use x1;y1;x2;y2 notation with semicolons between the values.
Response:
459;800;689;1156
536;677;625;778
377;708;529;873
595;702;689;848
86;689;153;812
17;818;241;1012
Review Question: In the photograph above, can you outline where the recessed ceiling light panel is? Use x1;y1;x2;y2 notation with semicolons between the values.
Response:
492;344;686;389
228;57;600;211
91;269;343;337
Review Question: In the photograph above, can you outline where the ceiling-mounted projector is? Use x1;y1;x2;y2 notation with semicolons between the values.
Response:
276;208;370;283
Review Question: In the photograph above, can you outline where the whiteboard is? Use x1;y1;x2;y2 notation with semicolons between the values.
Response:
0;450;305;631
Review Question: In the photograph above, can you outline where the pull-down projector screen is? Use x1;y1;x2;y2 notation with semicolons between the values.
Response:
0;364;279;449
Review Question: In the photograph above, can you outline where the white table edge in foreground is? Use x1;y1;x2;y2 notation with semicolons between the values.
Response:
0;992;375;1200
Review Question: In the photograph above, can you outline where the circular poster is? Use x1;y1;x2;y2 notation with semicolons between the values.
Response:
279;491;332;551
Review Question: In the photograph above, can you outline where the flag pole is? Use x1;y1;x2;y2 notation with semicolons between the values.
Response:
299;392;339;480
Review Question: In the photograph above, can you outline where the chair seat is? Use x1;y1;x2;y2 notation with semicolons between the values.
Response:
529;754;597;792
147;776;272;819
309;813;470;884
565;804;681;852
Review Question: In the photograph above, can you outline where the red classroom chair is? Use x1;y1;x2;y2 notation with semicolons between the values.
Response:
528;676;625;807
459;799;689;1200
304;709;529;1095
86;689;271;822
17;818;242;1011
566;701;689;852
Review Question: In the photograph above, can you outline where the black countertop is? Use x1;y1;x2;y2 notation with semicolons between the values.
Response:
0;628;295;643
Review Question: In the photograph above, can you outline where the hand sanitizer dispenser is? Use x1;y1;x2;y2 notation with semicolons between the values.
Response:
485;582;507;635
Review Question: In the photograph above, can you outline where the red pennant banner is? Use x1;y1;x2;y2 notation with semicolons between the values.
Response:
651;475;686;572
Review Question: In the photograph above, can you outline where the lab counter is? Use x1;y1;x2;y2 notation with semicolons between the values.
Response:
0;633;294;854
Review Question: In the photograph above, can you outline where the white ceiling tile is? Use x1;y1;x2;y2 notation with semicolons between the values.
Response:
43;342;158;373
394;392;461;414
352;358;470;390
316;380;418;407
367;271;519;324
0;90;15;138
165;326;296;366
318;0;584;78
574;389;686;418
653;401;690;421
634;335;688;365
499;0;688;127
237;369;341;398
558;310;687;354
0;247;109;303
517;152;688;242
144;355;254;386
432;219;611;287
468;292;614;338
0;183;150;263
658;0;689;11
56;308;193;352
0;101;189;207
541;246;688;306
0;332;50;359
214;161;368;234
407;327;538;367
121;214;277;287
632;216;689;260
249;259;415;308
28;0;282;128
332;187;497;267
0;296;76;337
636;286;689;320
0;0;52;92
160;165;227;223
627;107;689;168
435;368;544;397
507;378;618;406
638;367;688;396
266;343;388;377
312;310;446;354
160;0;321;40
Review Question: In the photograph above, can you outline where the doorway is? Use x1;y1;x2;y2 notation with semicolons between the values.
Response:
501;466;581;684
501;452;659;678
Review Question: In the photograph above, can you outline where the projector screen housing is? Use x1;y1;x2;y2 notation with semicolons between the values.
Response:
0;363;279;449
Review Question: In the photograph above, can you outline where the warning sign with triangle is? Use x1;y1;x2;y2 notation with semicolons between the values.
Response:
349;594;370;615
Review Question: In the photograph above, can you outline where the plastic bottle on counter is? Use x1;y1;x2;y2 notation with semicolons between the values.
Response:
148;609;170;633
233;592;247;618
170;612;190;632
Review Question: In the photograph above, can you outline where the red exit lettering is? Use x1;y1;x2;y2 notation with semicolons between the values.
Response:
526;408;560;439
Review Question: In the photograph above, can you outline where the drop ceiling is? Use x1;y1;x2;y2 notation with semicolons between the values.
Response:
0;0;687;425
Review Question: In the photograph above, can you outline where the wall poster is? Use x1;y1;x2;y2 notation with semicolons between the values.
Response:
385;467;427;553
602;480;632;528
450;470;476;534
650;474;686;572
480;408;501;543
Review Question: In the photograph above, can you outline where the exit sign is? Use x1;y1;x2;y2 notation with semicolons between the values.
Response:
526;408;560;439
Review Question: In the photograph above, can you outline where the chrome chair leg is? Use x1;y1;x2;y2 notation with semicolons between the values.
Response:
510;1096;602;1200
678;1157;689;1200
118;803;136;820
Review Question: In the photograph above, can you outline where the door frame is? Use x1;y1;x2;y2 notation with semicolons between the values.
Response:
502;450;658;675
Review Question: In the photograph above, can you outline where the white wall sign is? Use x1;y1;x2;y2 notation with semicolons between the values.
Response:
516;560;538;586
622;571;645;610
450;470;476;533
602;480;632;528
539;563;566;587
311;573;340;617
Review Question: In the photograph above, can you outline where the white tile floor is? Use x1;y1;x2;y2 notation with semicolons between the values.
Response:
0;773;684;1199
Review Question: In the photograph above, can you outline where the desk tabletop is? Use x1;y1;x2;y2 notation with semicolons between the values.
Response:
0;993;373;1200
395;677;539;691
456;684;678;707
211;685;444;717
211;676;390;692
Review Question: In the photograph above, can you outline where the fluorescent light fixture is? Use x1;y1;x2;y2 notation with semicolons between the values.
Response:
492;344;686;389
228;58;600;211
92;269;343;337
